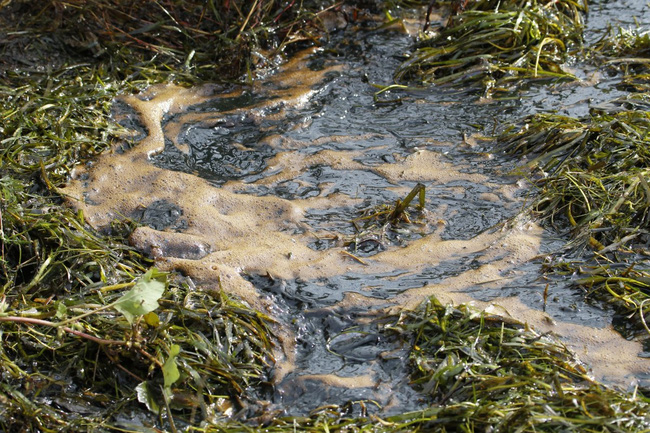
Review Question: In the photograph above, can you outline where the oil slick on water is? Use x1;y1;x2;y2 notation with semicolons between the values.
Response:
63;31;649;415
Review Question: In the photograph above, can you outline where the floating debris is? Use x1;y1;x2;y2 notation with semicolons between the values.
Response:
348;183;427;255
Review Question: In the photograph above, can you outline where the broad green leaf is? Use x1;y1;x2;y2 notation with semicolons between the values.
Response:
163;344;181;388
114;268;166;324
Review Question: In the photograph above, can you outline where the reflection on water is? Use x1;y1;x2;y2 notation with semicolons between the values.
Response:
64;3;650;417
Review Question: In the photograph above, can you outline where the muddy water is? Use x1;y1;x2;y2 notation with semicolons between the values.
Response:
63;5;650;417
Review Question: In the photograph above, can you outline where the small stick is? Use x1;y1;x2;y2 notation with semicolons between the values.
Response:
340;250;368;266
543;283;549;312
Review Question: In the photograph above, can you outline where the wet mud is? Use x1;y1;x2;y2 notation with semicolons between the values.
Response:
63;12;650;416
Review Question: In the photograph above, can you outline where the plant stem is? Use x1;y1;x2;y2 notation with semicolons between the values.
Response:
0;316;126;345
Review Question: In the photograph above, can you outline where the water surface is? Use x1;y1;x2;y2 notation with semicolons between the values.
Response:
63;2;650;418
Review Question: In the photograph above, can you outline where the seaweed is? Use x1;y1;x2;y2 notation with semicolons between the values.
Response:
497;92;650;341
574;262;650;341
591;27;650;92
209;297;650;432
382;297;650;432
499;97;650;253
0;1;333;430
0;0;336;84
0;269;275;431
395;0;587;96
2;0;650;430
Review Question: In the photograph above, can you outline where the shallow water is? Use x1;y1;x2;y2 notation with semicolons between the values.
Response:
63;2;650;419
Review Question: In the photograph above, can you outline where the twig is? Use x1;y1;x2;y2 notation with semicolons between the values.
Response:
340;250;368;265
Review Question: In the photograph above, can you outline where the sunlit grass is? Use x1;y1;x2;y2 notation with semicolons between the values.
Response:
396;0;587;96
2;0;650;430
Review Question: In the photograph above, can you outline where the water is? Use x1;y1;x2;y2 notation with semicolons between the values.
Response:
63;1;650;420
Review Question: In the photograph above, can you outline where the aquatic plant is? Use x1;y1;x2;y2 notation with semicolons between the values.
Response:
2;0;650;430
396;0;587;95
574;262;650;340
499;96;650;253
382;296;650;432
348;183;427;255
498;94;650;340
228;297;650;432
0;266;275;430
0;174;144;296
592;27;650;68
591;27;650;92
0;0;341;290
0;0;338;85
0;1;333;430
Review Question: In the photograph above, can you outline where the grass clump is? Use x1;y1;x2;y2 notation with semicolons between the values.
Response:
233;297;650;432
0;175;145;297
591;27;650;92
0;65;127;186
395;0;587;96
499;98;650;253
348;183;427;256
0;1;337;430
574;262;650;341
3;0;650;430
0;0;334;84
383;296;650;432
498;96;650;340
0;0;339;185
0;269;275;431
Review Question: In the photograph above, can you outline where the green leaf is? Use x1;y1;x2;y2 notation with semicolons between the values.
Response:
136;381;160;413
55;302;68;320
113;268;166;324
163;344;181;389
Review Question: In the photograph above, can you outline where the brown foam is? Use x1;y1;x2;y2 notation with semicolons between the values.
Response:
62;48;649;388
